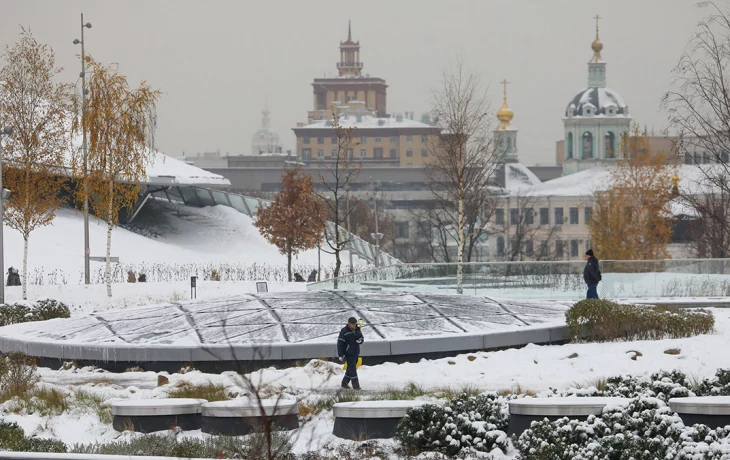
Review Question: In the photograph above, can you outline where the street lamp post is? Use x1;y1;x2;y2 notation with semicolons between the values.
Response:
370;177;383;268
74;14;92;285
0;125;14;305
345;185;354;273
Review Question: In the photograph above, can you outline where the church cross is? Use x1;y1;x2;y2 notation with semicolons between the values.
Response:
500;79;510;102
594;14;601;33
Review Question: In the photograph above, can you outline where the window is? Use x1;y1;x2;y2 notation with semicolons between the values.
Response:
360;136;367;144
406;149;413;157
303;137;310;144
497;236;505;256
302;148;312;161
421;149;428;157
539;208;549;226
317;137;324;144
605;132;615;158
417;221;430;239
525;208;534;226
331;137;337;144
554;207;564;225
360;149;367;158
525;240;534;258
586;241;591;252
495;208;505;225
375;136;382;143
584;207;593;224
387;148;395;158
317;149;324;159
723;152;730;163
331;149;337;158
407;135;413;142
555;240;565;259
566;132;573;159
570;240;579;257
347;149;353;160
390;136;398;143
582;132;593;159
704;152;711;164
539;240;549;258
685;152;693;164
569;207;579;225
510;208;519;225
396;222;409;239
421;135;428;143
374;148;383;159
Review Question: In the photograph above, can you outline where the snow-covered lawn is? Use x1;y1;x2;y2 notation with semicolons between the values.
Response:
2;307;726;454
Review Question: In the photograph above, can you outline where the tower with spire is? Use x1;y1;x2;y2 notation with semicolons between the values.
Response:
495;79;518;163
338;21;363;77
561;16;631;175
252;100;283;155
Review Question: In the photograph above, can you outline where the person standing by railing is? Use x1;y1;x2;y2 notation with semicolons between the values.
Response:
584;249;602;299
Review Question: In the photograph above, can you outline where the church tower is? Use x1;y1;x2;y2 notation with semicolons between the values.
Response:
562;16;631;175
338;21;363;77
495;79;518;163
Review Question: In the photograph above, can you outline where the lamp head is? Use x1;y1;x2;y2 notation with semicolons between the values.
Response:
73;39;81;45
85;23;92;29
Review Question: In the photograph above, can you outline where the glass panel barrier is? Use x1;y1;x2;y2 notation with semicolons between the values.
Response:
307;259;730;300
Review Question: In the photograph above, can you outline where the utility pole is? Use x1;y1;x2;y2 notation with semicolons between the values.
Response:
345;185;354;273
0;126;14;305
74;14;92;284
370;177;383;268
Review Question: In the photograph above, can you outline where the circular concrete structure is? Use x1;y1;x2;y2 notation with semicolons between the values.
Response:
0;291;572;372
332;400;434;440
508;397;631;435
669;396;730;429
201;399;299;436
111;398;205;433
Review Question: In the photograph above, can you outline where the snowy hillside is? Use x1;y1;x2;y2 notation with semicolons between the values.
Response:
2;203;353;287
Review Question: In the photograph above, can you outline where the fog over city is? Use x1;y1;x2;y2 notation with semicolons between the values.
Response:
0;0;705;165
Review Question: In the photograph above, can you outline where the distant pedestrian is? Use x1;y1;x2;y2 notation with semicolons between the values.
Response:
307;270;317;283
127;271;137;283
138;273;147;283
584;249;602;299
337;317;364;390
6;267;20;287
294;273;305;282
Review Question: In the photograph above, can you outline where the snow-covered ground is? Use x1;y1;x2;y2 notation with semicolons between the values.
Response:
3;307;727;454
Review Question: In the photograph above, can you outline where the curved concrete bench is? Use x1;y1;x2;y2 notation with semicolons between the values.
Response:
112;398;206;433
669;396;730;429
333;400;434;440
201;399;299;436
508;397;631;435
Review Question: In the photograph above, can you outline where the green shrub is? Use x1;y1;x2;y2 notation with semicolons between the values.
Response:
565;299;714;342
0;299;71;327
0;421;66;453
166;381;229;402
0;352;38;399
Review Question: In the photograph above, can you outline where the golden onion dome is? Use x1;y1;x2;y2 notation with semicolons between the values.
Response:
497;102;513;130
592;37;603;53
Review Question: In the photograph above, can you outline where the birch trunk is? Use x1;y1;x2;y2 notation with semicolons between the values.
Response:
22;236;28;300
456;142;464;295
105;180;114;298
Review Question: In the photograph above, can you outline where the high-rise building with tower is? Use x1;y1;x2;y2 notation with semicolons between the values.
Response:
307;22;388;123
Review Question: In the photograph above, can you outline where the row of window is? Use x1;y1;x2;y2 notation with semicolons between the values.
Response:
493;206;593;226
302;148;428;160
496;237;590;258
302;135;429;145
565;131;616;160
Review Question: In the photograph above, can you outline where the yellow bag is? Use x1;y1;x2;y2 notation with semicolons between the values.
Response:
343;357;362;370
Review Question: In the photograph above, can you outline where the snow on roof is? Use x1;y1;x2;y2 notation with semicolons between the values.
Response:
515;167;612;197
504;163;543;191
297;114;433;130
567;87;628;117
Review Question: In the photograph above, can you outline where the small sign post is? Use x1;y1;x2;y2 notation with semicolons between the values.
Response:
256;281;268;293
191;276;197;299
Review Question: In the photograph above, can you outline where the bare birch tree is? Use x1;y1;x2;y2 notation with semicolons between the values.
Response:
0;28;72;299
426;59;502;293
314;110;361;287
74;57;159;297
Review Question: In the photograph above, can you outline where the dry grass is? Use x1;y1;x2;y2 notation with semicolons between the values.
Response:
167;381;229;402
664;348;681;355
75;390;113;424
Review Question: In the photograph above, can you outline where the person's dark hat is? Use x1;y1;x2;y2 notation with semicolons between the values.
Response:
347;317;357;324
585;249;594;257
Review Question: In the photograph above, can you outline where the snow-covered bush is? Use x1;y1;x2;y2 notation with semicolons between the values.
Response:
0;421;66;453
396;393;510;456
0;299;71;326
566;299;714;342
696;369;730;396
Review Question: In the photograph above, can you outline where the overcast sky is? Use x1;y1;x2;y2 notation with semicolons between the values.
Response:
0;0;708;165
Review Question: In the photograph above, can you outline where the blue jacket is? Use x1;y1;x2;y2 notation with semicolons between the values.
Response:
337;325;364;357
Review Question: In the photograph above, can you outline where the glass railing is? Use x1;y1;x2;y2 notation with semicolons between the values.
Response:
307;259;730;300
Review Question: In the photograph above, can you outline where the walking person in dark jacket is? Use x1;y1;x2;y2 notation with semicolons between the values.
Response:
584;249;602;299
337;317;364;390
